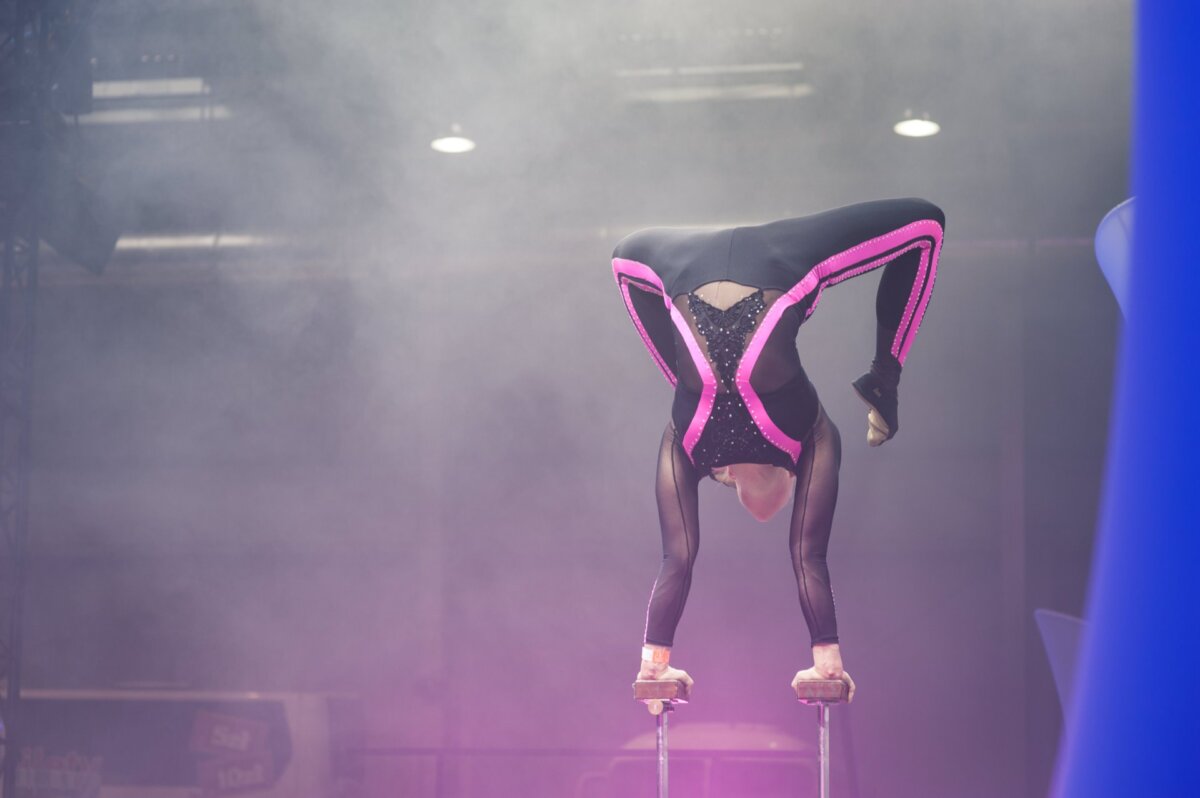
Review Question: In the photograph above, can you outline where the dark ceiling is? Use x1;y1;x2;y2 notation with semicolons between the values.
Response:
53;0;1131;272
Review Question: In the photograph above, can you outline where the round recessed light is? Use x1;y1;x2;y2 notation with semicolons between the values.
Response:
431;136;476;153
894;111;940;138
431;123;476;154
894;118;940;137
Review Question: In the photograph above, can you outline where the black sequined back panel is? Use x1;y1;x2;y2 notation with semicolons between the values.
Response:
686;290;764;390
678;289;797;471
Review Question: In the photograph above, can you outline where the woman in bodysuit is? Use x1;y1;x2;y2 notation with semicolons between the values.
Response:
612;197;946;700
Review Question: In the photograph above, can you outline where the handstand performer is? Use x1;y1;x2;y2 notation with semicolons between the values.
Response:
612;198;946;701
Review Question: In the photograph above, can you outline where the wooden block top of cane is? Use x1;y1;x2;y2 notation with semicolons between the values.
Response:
633;679;690;704
793;679;848;704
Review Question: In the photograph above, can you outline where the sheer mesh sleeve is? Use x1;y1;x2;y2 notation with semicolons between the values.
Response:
643;423;703;647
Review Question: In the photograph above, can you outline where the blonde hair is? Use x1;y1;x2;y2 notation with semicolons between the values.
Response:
713;464;796;522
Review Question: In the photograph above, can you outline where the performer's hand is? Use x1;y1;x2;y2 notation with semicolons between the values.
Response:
792;667;856;703
637;663;694;690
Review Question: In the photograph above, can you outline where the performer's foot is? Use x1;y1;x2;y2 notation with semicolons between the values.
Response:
851;369;898;446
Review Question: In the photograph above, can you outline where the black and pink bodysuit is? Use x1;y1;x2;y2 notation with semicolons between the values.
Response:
612;197;946;648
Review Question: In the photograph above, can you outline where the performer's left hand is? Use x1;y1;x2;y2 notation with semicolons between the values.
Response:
638;664;694;690
792;667;856;703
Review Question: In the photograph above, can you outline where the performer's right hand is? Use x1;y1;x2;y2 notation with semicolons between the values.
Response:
840;670;856;702
637;663;694;689
792;667;856;703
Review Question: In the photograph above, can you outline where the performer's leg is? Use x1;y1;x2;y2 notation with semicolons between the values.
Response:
854;247;923;444
644;422;703;648
876;248;923;330
764;198;944;444
849;199;944;443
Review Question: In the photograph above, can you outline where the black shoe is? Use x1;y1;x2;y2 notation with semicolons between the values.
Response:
851;370;899;442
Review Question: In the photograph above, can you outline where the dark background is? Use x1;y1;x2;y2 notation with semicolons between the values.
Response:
20;1;1127;796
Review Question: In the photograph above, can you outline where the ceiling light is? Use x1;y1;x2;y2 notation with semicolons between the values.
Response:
115;233;277;251
894;110;940;137
615;61;813;104
92;78;210;99
624;82;813;103
78;106;232;125
615;61;806;79
431;123;475;154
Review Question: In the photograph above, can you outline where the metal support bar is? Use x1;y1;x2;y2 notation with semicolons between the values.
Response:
656;703;670;798
633;679;689;798
817;703;830;798
795;679;848;798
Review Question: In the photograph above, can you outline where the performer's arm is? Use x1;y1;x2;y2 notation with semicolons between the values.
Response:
636;423;699;687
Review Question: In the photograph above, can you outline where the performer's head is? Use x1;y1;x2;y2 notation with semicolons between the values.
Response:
712;464;795;522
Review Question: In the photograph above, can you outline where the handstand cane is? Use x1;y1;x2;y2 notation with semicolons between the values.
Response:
794;679;849;798
633;680;690;798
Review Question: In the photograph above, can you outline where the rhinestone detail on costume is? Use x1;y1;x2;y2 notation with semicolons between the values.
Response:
685;290;787;470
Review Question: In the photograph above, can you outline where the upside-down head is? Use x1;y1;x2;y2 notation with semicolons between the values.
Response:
712;463;795;522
